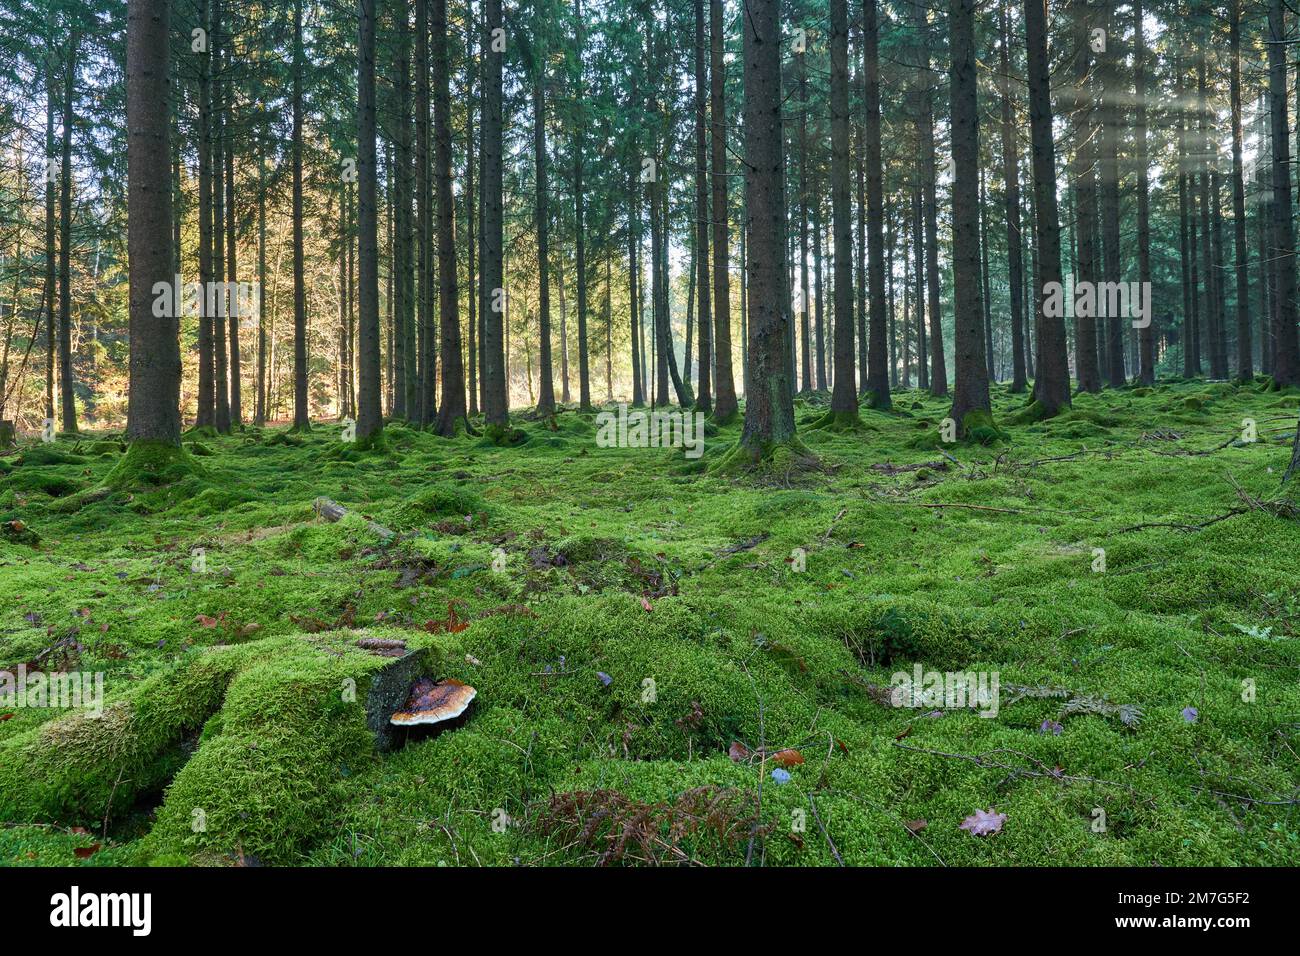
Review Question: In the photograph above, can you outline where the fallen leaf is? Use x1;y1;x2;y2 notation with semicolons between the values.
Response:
195;614;220;628
73;844;101;859
959;808;1007;836
904;819;928;834
770;749;804;767
640;596;653;612
728;741;751;762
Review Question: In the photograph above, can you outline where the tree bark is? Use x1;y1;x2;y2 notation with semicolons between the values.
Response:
212;2;230;432
947;0;991;432
481;0;508;425
826;0;857;421
797;50;812;394
693;0;712;415
731;0;797;460
861;0;890;409
1098;3;1126;387
291;0;310;430
57;31;80;433
196;0;214;428
912;0;946;397
708;0;736;421
999;7;1026;393
416;0;434;425
1134;0;1156;384
1270;0;1300;386
531;48;556;416
1228;0;1250;380
1023;0;1071;415
432;0;465;435
355;0;383;444
125;0;181;446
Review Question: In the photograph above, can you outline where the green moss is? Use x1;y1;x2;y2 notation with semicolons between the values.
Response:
104;441;202;489
3;380;1298;867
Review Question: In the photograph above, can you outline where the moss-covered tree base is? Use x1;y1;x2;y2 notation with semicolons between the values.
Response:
482;422;528;446
956;409;1009;445
709;408;740;428
1004;397;1066;426
860;388;893;412
104;441;202;489
805;408;870;433
708;434;818;476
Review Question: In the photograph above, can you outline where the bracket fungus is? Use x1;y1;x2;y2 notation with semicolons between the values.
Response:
390;677;477;727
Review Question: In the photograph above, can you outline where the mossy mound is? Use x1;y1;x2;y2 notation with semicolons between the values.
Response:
104;441;203;489
18;444;88;468
0;632;457;865
390;482;489;528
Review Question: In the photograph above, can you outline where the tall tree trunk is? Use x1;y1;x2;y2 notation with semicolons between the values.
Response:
693;0;712;414
1270;0;1300;386
1176;55;1195;378
1197;61;1225;379
825;0;857;422
947;0;991;431
465;13;478;417
481;0;508;425
1023;0;1071;415
629;167;644;407
913;186;927;390
432;0;465;434
196;0;214;427
394;5;416;418
1070;2;1100;393
999;6;1026;393
212;2;230;432
730;0;796;462
912;0;947;397
355;0;383;444
861;0;890;409
1098;3;1126;387
573;0;591;410
709;0;737;422
126;0;181;446
291;0;310;430
1134;0;1156;384
532;51;556;416
256;130;267;425
57;32;81;433
981;170;995;381
797;49;811;393
226;51;242;427
854;51;868;394
416;0;434;424
1228;0;1251;380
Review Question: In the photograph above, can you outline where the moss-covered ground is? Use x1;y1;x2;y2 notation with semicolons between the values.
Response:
1;378;1298;866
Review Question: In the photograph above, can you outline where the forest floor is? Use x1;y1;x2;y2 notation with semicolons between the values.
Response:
2;378;1299;866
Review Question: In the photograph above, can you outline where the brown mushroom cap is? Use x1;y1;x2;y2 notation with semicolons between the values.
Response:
390;677;477;726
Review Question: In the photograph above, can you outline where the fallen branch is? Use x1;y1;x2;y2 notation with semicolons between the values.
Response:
312;497;395;541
